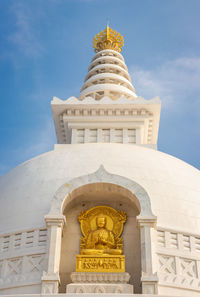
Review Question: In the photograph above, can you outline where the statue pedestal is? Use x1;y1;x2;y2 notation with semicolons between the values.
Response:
66;272;134;294
76;254;125;273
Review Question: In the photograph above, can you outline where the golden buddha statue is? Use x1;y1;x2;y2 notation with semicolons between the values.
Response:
76;206;127;273
81;214;122;255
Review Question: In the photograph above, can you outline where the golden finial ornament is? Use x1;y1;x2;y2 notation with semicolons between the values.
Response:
93;25;124;53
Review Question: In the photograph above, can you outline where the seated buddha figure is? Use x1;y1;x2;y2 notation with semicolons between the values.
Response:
81;214;122;255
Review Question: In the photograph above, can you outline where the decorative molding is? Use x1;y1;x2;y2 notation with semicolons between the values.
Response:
158;254;200;292
52;95;161;105
62;107;152;117
66;283;133;294
51;94;161;145
137;216;157;228
0;228;48;292
70;272;130;283
157;227;200;256
157;227;200;292
70;127;137;145
44;214;66;228
58;106;154;145
0;253;46;290
0;228;47;258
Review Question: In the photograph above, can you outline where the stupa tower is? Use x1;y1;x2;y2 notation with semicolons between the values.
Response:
79;25;136;101
52;25;161;149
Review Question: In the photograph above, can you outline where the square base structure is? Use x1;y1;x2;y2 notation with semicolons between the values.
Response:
66;272;133;294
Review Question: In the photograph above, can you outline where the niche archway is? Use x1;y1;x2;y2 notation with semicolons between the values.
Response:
42;165;157;295
59;182;141;292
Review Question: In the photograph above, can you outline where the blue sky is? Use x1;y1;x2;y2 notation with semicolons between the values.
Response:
0;0;200;176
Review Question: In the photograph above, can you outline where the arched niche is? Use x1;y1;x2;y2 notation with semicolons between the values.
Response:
59;182;141;293
42;165;157;295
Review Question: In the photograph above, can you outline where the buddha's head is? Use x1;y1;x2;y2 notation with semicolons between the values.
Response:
96;215;106;229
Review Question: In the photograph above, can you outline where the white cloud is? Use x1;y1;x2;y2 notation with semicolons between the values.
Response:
130;57;200;114
8;1;44;58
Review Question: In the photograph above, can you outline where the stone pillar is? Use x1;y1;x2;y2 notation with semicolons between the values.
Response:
136;128;141;145
41;214;66;294
123;128;128;144
71;129;76;144
137;216;158;294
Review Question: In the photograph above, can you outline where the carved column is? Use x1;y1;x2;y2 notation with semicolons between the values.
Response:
137;216;158;294
41;214;66;294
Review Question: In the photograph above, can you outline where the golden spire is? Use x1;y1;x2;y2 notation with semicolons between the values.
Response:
93;25;124;53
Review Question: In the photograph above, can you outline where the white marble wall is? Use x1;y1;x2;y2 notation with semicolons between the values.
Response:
0;228;47;294
156;227;200;295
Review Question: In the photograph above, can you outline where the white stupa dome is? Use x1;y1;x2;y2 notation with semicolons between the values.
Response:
1;144;200;236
